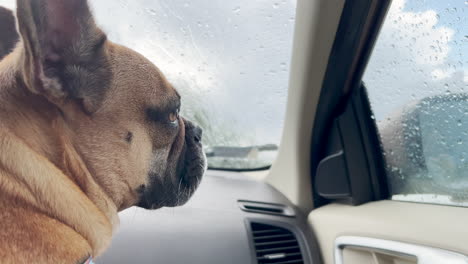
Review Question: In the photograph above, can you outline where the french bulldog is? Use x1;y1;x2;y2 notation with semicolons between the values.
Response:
0;0;206;263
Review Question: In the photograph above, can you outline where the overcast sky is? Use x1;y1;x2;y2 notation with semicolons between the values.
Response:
364;0;467;120
1;0;466;148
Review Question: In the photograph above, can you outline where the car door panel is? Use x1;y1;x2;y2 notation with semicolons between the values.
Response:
309;201;468;264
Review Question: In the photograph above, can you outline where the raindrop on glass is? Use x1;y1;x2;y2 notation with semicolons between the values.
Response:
148;9;156;16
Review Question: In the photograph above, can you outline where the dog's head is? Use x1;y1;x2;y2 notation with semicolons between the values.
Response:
15;0;206;210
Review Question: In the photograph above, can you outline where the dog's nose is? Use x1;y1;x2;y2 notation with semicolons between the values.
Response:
193;126;202;143
183;119;203;143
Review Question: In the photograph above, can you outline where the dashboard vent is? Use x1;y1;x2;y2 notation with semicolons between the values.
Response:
238;200;295;217
251;222;304;264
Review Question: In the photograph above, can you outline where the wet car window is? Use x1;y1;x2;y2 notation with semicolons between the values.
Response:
363;0;467;206
0;0;297;170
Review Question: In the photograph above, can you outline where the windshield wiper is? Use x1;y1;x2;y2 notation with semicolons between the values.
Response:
205;144;278;158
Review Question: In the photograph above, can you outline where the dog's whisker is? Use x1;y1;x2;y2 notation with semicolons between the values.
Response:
131;206;138;224
177;177;184;205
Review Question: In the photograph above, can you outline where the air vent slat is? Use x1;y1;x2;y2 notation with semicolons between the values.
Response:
250;222;305;264
257;252;302;260
256;246;300;254
254;233;295;242
244;205;284;214
254;239;298;247
275;259;304;264
253;229;288;235
238;201;295;217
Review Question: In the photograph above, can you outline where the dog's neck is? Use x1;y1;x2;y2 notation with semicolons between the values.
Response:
0;47;119;254
0;48;61;161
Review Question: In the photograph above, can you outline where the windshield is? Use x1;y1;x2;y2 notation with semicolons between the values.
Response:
1;0;297;170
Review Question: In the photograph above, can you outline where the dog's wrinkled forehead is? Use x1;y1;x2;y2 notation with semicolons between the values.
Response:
101;43;180;112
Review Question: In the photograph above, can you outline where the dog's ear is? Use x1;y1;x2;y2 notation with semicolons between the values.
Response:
16;0;111;114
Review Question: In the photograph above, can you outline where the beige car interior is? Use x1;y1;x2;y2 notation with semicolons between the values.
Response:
1;0;464;263
253;0;468;263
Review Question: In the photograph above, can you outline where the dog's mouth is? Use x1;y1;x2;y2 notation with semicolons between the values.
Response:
137;121;205;209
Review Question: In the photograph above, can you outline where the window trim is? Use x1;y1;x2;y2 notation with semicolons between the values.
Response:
310;0;392;207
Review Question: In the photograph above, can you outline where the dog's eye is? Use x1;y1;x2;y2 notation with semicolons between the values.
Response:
168;110;179;124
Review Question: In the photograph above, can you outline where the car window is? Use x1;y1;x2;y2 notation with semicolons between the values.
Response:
363;0;467;206
0;0;297;170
